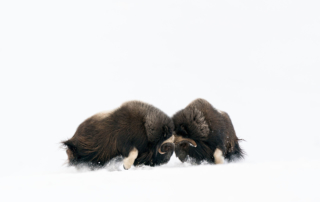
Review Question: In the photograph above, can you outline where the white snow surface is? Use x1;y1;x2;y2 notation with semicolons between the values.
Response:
0;1;320;201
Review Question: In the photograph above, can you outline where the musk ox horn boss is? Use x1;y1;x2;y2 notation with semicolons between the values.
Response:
62;101;175;170
172;98;244;164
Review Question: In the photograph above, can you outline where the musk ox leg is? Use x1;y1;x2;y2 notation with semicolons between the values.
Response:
213;148;224;164
123;147;138;170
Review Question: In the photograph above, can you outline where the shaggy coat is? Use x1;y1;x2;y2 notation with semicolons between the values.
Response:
172;98;244;164
62;101;174;169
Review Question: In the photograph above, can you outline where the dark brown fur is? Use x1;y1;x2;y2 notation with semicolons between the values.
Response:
172;98;244;164
62;101;174;168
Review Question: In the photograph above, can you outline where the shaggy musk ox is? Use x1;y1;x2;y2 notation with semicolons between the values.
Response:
172;98;244;164
62;101;175;170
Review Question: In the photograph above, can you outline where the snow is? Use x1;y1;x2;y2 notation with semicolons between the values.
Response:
0;0;320;201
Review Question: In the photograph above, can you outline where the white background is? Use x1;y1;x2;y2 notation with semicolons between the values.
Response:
0;1;319;201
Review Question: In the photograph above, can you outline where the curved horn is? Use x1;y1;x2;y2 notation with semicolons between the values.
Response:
158;149;165;155
158;135;175;154
174;135;197;147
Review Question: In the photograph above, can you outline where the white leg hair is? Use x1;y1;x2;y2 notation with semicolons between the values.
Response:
123;147;138;170
213;148;224;164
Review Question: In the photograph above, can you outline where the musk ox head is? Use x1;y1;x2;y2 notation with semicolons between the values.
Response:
134;111;175;167
172;107;213;164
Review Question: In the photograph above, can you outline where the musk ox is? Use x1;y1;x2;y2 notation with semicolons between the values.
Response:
62;101;175;170
172;98;244;164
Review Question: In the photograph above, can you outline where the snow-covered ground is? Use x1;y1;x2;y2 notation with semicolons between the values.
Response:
1;1;319;201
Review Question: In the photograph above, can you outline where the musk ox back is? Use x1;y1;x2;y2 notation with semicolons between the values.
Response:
62;101;175;169
172;98;244;164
